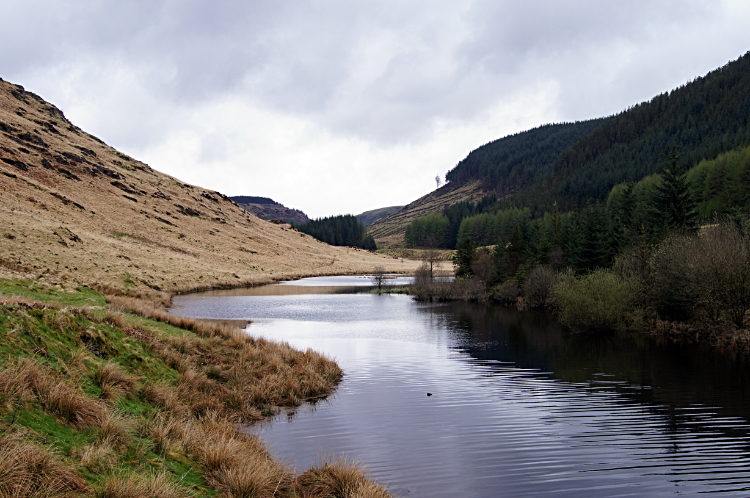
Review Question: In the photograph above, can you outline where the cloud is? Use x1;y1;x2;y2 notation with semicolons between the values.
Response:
2;0;749;217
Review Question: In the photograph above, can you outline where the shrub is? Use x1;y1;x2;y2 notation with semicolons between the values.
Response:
648;234;699;321
492;280;520;305
551;269;642;331
647;223;750;327
523;265;559;309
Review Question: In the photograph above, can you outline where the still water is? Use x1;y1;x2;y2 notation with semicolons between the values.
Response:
172;276;750;497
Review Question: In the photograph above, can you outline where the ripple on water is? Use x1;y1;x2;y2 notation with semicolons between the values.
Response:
172;285;750;497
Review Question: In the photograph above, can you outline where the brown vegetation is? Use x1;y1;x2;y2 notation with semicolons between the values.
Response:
368;181;487;246
0;294;392;497
0;77;419;294
0;433;89;497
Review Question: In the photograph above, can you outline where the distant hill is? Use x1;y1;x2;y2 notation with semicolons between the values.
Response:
355;206;403;226
230;196;311;225
368;181;487;246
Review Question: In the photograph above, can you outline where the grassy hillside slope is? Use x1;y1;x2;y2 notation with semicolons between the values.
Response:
0;280;391;497
368;181;487;246
0;78;419;292
355;206;403;227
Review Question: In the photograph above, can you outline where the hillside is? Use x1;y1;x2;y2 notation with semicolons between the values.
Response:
355;205;403;226
368;181;487;246
460;51;750;215
230;195;311;225
0;78;419;292
379;50;750;246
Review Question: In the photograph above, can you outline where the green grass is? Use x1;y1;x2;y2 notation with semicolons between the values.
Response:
0;280;211;495
0;279;105;307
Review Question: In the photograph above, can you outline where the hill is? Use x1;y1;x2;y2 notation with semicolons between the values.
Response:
230;195;311;225
355;206;403;226
0;77;419;292
378;50;750;245
368;181;488;246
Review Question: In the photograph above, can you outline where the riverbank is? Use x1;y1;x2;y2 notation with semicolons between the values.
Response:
0;278;392;497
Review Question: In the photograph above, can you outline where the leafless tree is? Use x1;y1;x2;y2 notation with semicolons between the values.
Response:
371;265;387;292
435;175;442;189
422;234;442;280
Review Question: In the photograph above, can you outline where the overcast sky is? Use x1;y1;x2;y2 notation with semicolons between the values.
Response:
2;1;749;218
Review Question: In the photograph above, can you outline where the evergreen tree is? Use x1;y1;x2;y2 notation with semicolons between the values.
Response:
453;237;476;278
650;145;699;235
490;244;507;287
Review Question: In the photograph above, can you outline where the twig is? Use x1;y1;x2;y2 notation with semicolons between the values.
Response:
177;466;193;485
271;476;283;497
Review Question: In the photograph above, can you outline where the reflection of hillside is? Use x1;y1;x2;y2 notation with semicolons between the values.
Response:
420;302;750;422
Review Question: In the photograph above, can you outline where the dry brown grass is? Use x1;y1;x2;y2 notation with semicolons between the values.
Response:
369;180;486;245
75;441;119;473
297;458;391;498
0;75;417;295
97;410;133;450
37;378;106;428
106;294;342;421
97;472;189;498
0;358;106;429
94;361;140;400
0;433;89;496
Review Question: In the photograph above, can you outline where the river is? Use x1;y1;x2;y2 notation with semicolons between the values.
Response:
171;276;750;497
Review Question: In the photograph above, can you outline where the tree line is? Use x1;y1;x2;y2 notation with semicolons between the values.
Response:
412;146;750;334
295;214;377;250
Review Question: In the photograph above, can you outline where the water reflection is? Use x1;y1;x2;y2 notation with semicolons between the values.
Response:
172;278;750;497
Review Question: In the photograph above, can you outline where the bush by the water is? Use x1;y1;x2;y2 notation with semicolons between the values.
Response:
551;269;642;331
523;265;559;309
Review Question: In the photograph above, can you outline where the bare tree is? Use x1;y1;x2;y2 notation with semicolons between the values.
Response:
424;250;442;280
371;265;387;292
422;234;442;280
435;175;442;190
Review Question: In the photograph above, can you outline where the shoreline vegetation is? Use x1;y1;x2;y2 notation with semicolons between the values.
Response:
404;219;750;355
0;279;393;497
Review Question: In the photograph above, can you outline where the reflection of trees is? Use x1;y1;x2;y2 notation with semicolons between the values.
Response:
416;302;750;441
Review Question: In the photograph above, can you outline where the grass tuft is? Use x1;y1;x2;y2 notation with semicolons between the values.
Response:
297;458;391;498
0;433;89;496
97;472;189;498
94;361;139;400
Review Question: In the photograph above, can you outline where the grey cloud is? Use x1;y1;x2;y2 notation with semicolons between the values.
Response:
2;0;748;193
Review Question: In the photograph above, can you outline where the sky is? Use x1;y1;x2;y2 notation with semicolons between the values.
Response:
2;1;749;218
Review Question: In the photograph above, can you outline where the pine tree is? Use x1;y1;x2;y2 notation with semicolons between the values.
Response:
453;237;476;278
651;145;699;235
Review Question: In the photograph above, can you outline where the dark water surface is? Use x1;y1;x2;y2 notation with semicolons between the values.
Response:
172;277;750;497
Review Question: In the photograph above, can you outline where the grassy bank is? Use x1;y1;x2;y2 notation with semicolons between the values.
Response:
0;279;391;497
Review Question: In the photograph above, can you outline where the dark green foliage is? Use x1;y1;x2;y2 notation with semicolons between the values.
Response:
405;213;450;247
296;215;376;250
649;146;699;235
404;194;499;248
445;120;606;193
551;51;750;211
442;51;750;217
687;144;750;216
456;207;531;248
453;238;476;278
